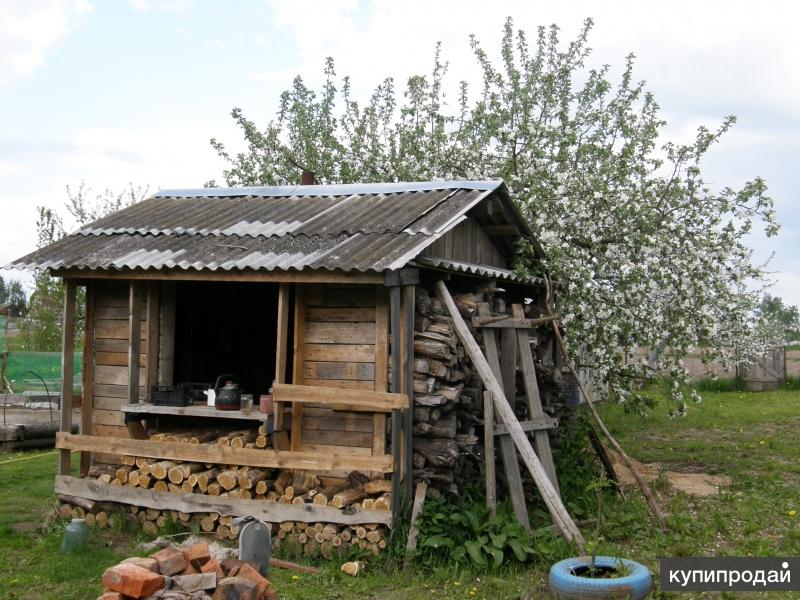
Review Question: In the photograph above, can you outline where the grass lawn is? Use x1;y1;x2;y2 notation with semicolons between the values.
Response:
0;388;798;599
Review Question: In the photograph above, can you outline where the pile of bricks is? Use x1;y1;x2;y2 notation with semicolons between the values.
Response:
98;542;277;600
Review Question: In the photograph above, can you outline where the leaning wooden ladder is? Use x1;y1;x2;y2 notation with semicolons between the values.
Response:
475;303;560;529
436;282;584;548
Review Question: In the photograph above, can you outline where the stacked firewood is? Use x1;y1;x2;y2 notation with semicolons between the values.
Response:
147;425;271;449
273;521;388;557
92;461;391;509
411;288;482;495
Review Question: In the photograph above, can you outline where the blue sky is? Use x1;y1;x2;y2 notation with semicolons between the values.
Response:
0;0;797;303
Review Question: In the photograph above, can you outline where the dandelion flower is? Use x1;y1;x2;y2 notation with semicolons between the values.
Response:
790;510;797;517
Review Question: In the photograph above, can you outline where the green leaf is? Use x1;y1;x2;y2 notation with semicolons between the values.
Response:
420;535;451;549
464;541;487;566
487;546;504;567
489;533;507;548
507;539;528;562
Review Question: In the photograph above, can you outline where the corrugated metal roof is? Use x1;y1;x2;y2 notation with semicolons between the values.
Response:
411;257;543;285
6;180;535;275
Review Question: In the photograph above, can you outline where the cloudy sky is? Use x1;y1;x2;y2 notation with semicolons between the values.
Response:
0;0;797;302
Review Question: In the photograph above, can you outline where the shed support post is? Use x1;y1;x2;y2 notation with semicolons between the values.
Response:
59;279;77;476
127;281;147;439
80;282;95;475
128;281;143;405
401;284;415;502
274;283;291;430
389;286;402;519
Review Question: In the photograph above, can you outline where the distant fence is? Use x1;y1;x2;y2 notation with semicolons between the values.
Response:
1;315;83;394
736;347;786;392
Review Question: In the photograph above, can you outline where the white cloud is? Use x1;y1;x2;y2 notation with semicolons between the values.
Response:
127;0;190;15
0;0;92;84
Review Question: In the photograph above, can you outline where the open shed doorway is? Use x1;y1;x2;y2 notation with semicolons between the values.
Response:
172;281;282;399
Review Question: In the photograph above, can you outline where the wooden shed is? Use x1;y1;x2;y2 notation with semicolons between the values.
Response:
8;180;576;548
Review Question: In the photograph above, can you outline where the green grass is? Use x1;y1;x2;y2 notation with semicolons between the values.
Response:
1;388;798;599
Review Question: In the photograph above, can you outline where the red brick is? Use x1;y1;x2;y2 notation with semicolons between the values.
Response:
120;557;159;573
220;558;246;576
97;593;124;600
264;589;278;600
201;559;226;580
236;563;272;599
183;542;211;569
151;547;188;576
101;563;165;599
179;562;199;575
212;576;258;600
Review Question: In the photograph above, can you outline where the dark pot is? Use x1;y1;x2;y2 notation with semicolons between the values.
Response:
215;375;241;411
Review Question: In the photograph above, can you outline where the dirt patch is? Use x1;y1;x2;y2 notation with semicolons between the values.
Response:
607;448;732;497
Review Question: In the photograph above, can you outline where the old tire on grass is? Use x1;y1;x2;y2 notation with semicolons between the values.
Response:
549;556;652;599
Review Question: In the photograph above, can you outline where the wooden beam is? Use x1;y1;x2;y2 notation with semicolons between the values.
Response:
436;281;585;548
373;288;389;455
384;268;420;287
144;282;160;400
59;279;77;476
80;282;95;476
127;282;143;405
483;391;496;517
513;304;560;492
389;285;402;517
273;383;408;413
483;224;520;236
290;285;305;451
493;417;558;436
402;284;415;501
57;433;394;473
274;283;291;430
51;269;383;285
55;475;392;526
157;282;175;386
477;303;529;531
472;315;558;329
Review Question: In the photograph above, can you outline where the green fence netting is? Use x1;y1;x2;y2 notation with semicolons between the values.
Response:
1;318;83;392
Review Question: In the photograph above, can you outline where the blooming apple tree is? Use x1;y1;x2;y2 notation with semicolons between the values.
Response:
209;19;780;409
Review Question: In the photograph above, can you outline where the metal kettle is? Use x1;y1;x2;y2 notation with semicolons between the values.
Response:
214;374;241;411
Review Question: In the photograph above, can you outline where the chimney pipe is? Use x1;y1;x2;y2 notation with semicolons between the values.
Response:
301;169;315;185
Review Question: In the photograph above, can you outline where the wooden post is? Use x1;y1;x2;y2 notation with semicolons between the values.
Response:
477;303;529;530
80;282;95;476
274;283;290;430
290;285;305;451
401;284;415;501
437;281;585;548
59;279;77;476
145;282;160;400
128;282;143;405
389;285;402;518
512;304;559;492
373;288;389;454
157;282;176;386
483;391;496;517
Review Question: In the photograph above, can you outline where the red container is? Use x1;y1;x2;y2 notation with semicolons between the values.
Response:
259;394;273;414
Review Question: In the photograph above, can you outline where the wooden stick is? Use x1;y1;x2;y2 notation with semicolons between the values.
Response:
482;392;496;517
403;481;428;567
542;275;666;530
435;280;585;549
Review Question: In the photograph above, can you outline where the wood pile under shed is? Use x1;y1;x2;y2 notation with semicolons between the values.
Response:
411;285;569;499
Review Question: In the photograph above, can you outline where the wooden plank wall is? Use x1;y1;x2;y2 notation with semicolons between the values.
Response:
296;285;389;460
419;218;507;268
91;281;148;445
